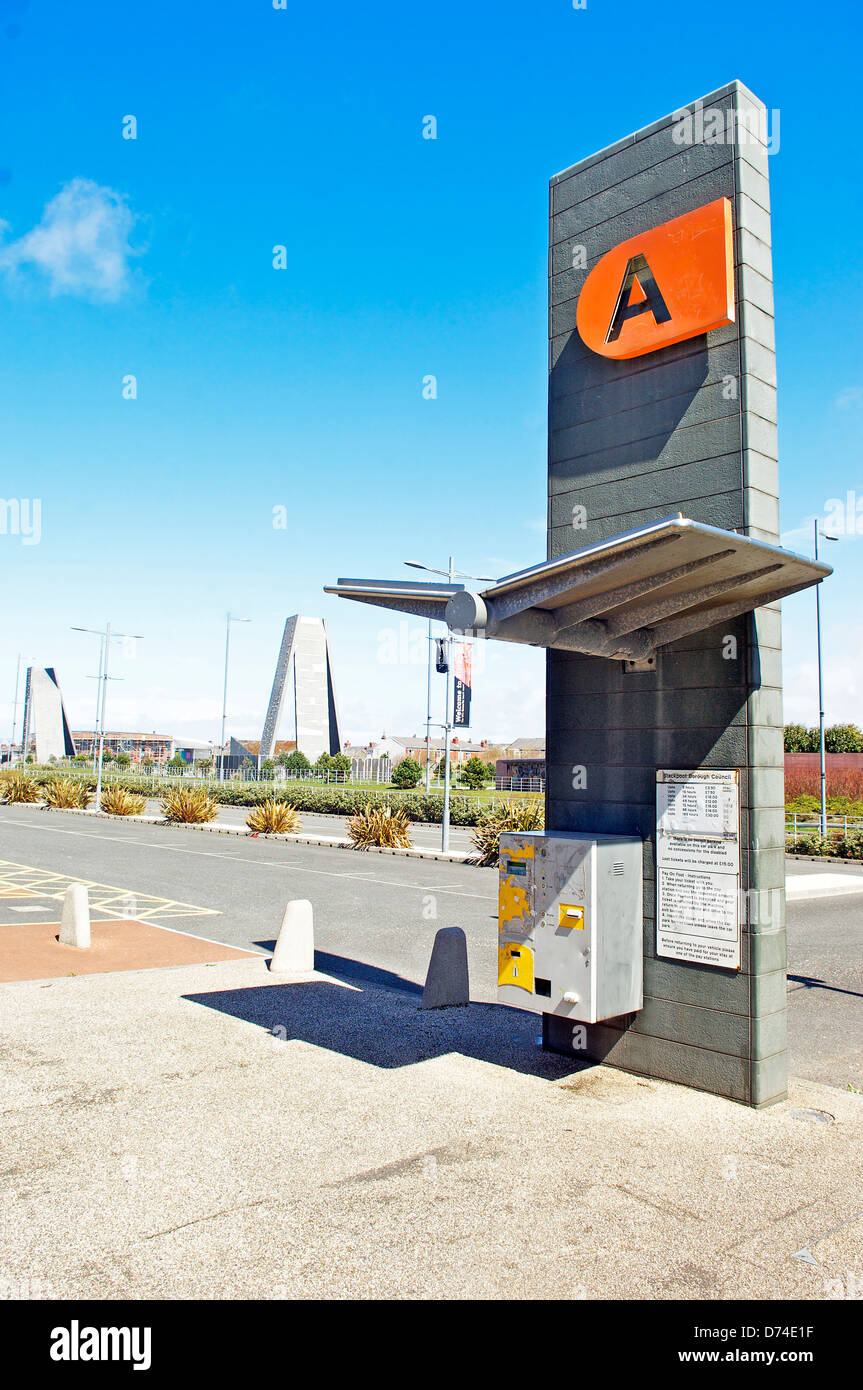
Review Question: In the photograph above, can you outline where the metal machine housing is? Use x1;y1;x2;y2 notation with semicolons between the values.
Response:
498;831;643;1023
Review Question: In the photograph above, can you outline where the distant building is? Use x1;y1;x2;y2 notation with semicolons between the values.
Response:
235;739;297;760
392;735;495;767
21;668;76;763
495;756;546;787
497;737;546;757
344;734;496;768
261;616;342;762
72;732;173;764
173;742;216;764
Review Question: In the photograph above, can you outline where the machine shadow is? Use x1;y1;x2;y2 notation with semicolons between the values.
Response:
184;953;587;1079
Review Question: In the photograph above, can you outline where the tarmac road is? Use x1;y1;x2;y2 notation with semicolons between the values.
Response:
0;807;498;997
1;807;860;1089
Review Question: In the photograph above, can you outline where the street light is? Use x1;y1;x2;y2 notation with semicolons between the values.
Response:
71;624;144;804
813;522;838;838
9;653;22;766
219;613;251;782
404;558;494;851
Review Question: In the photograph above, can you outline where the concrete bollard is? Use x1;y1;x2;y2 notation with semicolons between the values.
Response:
59;884;91;950
421;926;469;1009
269;899;314;974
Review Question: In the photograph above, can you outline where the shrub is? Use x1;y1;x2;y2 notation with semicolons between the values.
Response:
825;768;863;801
784;724;818;752
825;723;863;753
347;804;413;849
246;800;301;834
458;755;493;789
472;799;546;867
281;750;311;774
832;833;863;859
787;830;863;860
391;757;422;789
24;770;539;827
101;786;147;816
42;777;93;810
785;764;863;805
0;771;42;803
161;787;219;823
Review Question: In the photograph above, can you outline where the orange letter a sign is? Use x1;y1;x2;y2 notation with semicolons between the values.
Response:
576;197;735;360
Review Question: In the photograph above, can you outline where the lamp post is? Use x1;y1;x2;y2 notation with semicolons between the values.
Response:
424;617;433;794
814;522;837;839
9;653;22;766
219;613;251;782
71;624;144;805
91;635;105;770
404;558;493;851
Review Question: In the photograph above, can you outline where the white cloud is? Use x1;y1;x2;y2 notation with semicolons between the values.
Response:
835;386;863;409
0;178;141;301
780;517;817;552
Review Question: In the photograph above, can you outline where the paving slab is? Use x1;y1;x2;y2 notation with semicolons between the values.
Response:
1;956;860;1300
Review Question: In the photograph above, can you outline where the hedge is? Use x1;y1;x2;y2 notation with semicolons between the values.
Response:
16;771;495;826
786;832;863;860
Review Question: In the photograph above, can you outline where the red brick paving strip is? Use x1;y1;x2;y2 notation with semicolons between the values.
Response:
0;919;258;982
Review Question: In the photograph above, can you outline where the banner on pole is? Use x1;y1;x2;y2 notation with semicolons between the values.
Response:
435;639;448;674
453;643;472;727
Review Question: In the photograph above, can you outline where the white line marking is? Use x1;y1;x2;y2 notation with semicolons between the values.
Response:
130;917;267;955
0;818;496;901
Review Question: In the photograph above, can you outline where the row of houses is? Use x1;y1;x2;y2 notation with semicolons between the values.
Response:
342;734;545;768
5;729;545;771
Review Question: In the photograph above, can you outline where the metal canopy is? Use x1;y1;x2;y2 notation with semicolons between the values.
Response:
324;515;831;662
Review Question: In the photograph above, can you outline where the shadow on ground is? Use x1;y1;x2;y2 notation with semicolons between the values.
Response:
184;950;584;1079
788;973;863;999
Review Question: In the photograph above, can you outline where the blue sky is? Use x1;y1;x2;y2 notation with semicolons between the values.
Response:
1;0;860;745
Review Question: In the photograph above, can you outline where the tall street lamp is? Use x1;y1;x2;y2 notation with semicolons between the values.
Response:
71;624;144;804
404;558;493;851
9;653;22;766
813;522;837;838
220;613;251;782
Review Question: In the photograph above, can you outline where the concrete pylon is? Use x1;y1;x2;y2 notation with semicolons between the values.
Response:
59;884;90;950
269;899;314;974
421;927;469;1009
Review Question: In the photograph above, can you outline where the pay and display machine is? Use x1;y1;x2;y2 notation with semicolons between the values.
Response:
498;831;643;1023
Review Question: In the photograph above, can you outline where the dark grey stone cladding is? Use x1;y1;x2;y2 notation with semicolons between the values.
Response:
546;81;784;1106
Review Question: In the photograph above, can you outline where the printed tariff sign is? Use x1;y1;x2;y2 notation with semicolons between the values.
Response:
656;769;741;969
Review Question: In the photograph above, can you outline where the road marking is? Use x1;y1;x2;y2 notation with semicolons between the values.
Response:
0;857;220;920
786;873;863;900
0;819;496;902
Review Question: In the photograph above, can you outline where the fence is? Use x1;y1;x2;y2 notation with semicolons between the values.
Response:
14;761;544;796
786;814;863;840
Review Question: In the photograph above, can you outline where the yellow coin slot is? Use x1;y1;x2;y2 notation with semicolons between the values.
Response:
558;903;585;929
498;942;534;992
